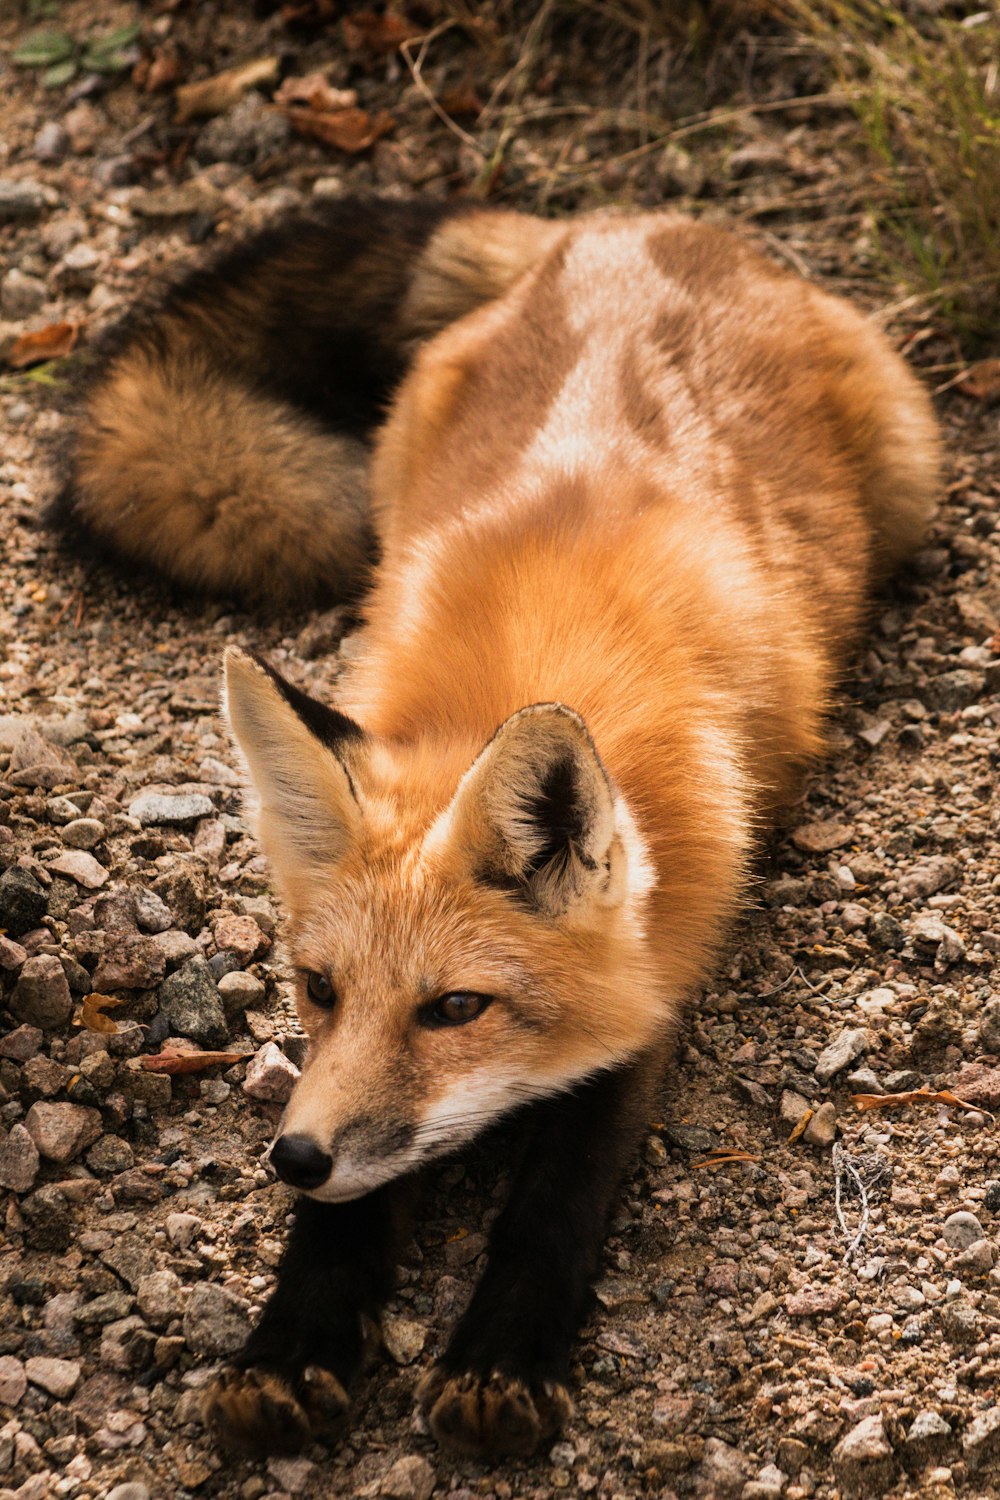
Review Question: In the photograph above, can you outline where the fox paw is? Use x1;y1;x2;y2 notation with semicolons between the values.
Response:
417;1365;573;1457
202;1364;350;1456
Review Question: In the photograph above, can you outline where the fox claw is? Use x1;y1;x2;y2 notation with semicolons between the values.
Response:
202;1363;350;1455
417;1364;572;1457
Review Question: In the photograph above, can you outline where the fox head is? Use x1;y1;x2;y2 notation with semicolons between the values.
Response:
224;647;662;1201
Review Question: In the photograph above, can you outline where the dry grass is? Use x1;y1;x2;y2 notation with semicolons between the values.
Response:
787;0;1000;339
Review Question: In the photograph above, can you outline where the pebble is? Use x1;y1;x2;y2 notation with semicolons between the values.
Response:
695;1437;752;1498
0;1355;27;1406
866;911;904;950
159;957;228;1047
832;1414;895;1497
905;1411;952;1449
898;856;959;902
791;819;853;854
0;1123;41;1193
136;1269;186;1328
24;1355;81;1399
382;1315;427;1365
106;1485;152;1500
963;1406;1000;1468
953;1238;996;1274
0;866;48;937
0;934;29;973
802;1101;837;1147
381;1455;436;1500
1;267;46;319
243;1042;300;1104
128;790;215;826
0;1022;42;1059
25;1101;103;1163
166;1212;202;1250
0;178;56;222
213;912;270;964
11;954;73;1030
134;887;174;933
46;849;109;889
786;1284;844;1317
60;817;106;850
943;1210;984;1250
267;1457;318;1494
182;1282;251;1357
195;94;292;166
218;969;265;1013
814;1028;868;1083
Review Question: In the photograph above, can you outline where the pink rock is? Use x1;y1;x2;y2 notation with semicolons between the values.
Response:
0;1355;27;1405
786;1284;845;1318
213;913;270;965
243;1042;299;1104
25;1101;103;1163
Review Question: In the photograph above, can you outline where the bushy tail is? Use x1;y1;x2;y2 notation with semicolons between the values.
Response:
57;196;558;605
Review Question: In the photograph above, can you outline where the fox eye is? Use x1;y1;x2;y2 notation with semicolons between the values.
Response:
305;971;336;1009
424;992;493;1028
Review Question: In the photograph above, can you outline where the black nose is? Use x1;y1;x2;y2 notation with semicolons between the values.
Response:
270;1133;333;1191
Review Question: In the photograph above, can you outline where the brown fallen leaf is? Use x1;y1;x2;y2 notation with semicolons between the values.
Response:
174;55;280;124
439;82;484;120
691;1151;760;1169
274;72;357;113
787;1107;814;1143
138;1048;245;1075
341;9;421;54
957;359;1000;402
284;102;394;153
851;1086;994;1122
6;321;80;370
79;992;123;1034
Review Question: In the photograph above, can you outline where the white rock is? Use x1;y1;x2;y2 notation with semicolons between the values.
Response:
243;1041;299;1104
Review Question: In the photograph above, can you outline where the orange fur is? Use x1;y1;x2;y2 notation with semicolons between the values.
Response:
224;209;940;1193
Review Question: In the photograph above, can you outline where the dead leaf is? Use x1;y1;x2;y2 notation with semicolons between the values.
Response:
274;73;357;112
79;993;123;1035
787;1108;814;1143
280;91;394;153
851;1086;994;1122
690;1151;760;1169
439;81;484;119
957;359;1000;402
341;10;421;54
174;55;279;124
138;1048;245;1075
134;46;183;93
6;321;79;369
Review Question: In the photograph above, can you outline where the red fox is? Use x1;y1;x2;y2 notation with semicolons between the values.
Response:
62;196;940;1459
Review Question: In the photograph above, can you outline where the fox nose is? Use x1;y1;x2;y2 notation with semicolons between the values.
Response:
270;1133;333;1191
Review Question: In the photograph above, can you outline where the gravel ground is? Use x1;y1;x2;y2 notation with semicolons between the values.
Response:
2;5;1000;1499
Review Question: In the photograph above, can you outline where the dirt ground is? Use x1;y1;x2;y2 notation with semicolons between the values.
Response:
1;4;1000;1499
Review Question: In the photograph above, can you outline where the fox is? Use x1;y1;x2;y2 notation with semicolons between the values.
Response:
60;195;940;1459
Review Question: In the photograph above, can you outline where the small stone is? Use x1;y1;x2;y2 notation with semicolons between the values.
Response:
940;1299;979;1345
898;856;959;903
0;1355;27;1406
905;1411;952;1452
0;178;56;223
803;1101;837;1147
856;987;896;1017
33;122;70;161
814;1028;868;1083
0;866;48;937
217;969;265;1014
694;1437;752;1498
267;1457;318;1494
382;1315;427;1365
791;819;854;854
128;790;215;826
953;1238;996;1274
25;1355;81;1399
832;1414;895;1497
195;94;291;166
742;1463;787;1500
59;817;105;850
92;931;166;992
46;849;109;889
0;1123;40;1193
106;1485;152;1500
243;1041;299;1104
0;934;29;973
780;1089;810;1124
786;1284;844;1317
151;929;199;966
12;954;72;1030
21;1184;72;1250
1;268;46;319
183;1282;251;1357
25;1101;103;1163
866;912;905;951
213;913;270;964
943;1210;984;1250
100;1315;156;1374
381;1454;436;1500
136;1269;186;1328
963;1406;1000;1469
925;668;984;711
134;888;174;933
166;1212;201;1250
74;1291;136;1328
0;1022;42;1058
159;957;228;1047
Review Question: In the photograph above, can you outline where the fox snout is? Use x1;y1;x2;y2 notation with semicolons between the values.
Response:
270;1133;333;1192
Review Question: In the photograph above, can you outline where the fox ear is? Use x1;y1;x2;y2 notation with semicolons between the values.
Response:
223;648;365;892
431;703;625;918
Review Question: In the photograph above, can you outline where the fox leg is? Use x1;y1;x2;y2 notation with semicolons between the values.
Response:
418;1045;666;1458
203;1183;412;1454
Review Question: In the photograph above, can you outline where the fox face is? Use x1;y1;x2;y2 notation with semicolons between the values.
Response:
225;648;662;1202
